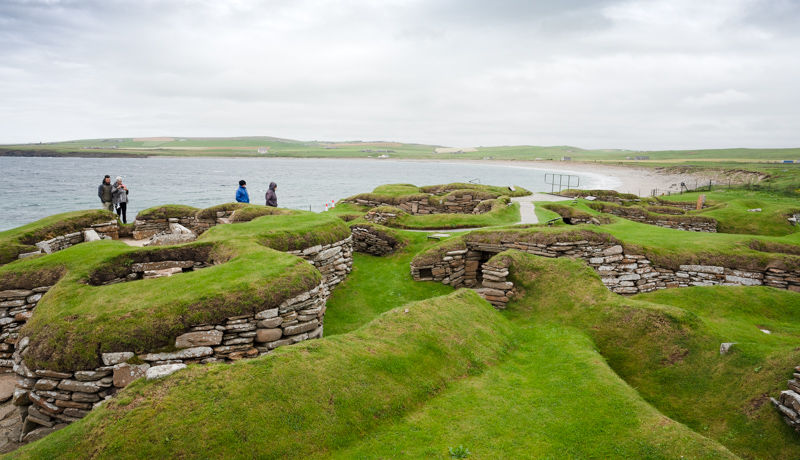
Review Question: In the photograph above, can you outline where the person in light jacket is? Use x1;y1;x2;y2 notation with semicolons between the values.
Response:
265;182;278;207
112;176;130;223
98;175;113;212
236;180;250;203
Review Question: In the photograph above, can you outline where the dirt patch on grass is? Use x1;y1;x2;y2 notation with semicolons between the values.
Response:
745;393;769;417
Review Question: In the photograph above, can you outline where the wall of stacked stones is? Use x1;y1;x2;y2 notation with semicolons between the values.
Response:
286;236;353;290
411;239;800;301
476;262;514;309
9;281;328;435
133;211;234;240
17;221;120;260
771;374;800;432
596;207;717;232
0;288;48;369
351;225;398;256
5;235;353;438
345;195;489;215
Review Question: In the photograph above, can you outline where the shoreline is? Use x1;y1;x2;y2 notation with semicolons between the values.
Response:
389;158;699;196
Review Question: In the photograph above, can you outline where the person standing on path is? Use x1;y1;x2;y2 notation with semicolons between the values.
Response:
236;180;250;203
265;182;278;207
112;176;130;223
98;175;113;212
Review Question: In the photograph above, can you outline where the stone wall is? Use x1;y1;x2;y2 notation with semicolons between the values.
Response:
5;234;353;442
19;221;120;259
9;280;328;439
346;193;491;215
133;213;233;240
0;288;48;369
771;371;800;432
411;239;800;301
351;225;400;256
474;259;514;309
286;236;353;290
590;206;717;232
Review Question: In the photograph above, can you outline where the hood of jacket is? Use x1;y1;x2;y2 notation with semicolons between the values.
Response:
269;182;277;190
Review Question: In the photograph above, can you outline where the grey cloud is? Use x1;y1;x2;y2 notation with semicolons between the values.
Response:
0;0;798;149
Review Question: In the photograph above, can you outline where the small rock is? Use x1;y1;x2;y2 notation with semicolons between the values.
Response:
146;364;187;380
719;343;736;355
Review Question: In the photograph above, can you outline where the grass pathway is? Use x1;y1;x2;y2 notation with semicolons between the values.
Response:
321;324;737;459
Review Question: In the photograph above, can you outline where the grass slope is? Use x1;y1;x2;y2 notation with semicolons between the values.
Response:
1;210;349;370
501;252;800;459
324;231;454;336
8;290;514;459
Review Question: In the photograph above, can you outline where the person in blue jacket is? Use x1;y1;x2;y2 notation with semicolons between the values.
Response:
235;180;250;203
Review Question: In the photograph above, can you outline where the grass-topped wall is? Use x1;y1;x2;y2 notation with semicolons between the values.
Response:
10;290;514;459
135;205;201;221
0;210;351;371
365;199;520;230
343;182;530;216
0;210;118;265
412;225;800;274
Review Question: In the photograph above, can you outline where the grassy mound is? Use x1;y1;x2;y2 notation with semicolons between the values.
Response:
135;205;201;221
377;200;520;230
419;182;531;198
501;252;800;458
0;210;117;265
10;290;514;459
659;191;800;237
1;210;350;371
540;202;593;220
560;189;640;200
344;182;531;207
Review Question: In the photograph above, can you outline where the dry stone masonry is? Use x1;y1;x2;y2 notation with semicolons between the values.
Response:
345;192;494;215
133;212;234;240
351;225;400;256
474;259;514;309
0;288;48;369
286;236;353;290
18;221;120;259
411;238;800;303
771;372;800;432
3;234;353;442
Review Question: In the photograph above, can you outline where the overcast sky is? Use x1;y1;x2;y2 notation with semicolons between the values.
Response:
1;0;799;150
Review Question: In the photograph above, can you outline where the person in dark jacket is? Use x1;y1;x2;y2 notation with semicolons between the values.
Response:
112;176;130;223
265;182;278;207
98;175;113;212
235;180;250;203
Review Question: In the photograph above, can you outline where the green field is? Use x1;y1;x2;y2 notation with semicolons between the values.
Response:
5;137;800;164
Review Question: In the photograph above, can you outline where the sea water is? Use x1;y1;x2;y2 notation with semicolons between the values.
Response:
0;157;618;231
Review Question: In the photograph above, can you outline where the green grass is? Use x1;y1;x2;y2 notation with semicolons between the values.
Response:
2;210;350;371
0;209;117;265
324;231;454;336
378;201;521;230
501;252;800;459
659;190;800;236
329;325;737;460
8;290;515;460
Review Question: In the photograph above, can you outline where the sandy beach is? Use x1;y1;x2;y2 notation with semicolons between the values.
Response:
400;159;726;196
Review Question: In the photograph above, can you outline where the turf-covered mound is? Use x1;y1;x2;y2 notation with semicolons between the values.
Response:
0;210;117;265
9;290;514;459
343;183;530;210
365;198;520;230
1;211;351;371
500;251;800;458
586;200;718;231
